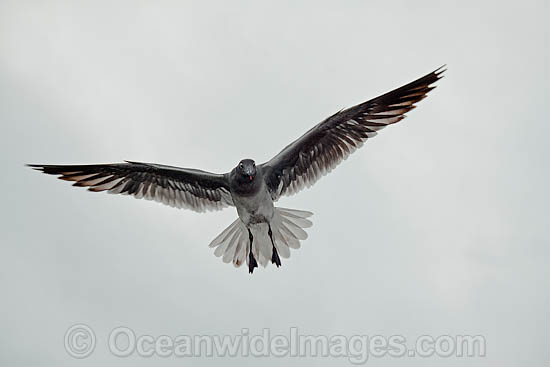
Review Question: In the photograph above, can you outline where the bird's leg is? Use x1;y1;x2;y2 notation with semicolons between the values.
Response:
268;225;281;267
248;229;258;274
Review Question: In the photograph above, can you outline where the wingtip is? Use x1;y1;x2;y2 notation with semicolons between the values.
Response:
26;164;45;172
434;64;447;78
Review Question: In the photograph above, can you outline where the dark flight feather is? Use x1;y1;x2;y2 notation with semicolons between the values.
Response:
262;66;445;199
28;161;233;212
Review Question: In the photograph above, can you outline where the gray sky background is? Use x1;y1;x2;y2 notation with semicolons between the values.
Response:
1;1;549;366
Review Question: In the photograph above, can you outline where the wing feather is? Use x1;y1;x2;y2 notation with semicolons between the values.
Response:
262;66;445;200
28;161;233;212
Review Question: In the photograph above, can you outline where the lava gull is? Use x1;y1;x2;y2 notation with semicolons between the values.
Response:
29;66;445;273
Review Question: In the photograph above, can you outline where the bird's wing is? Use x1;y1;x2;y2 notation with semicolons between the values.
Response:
261;66;445;200
28;161;233;212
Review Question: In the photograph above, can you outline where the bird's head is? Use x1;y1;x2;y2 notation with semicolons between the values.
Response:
236;159;257;182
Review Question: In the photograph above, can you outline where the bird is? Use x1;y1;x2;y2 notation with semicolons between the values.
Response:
28;66;445;273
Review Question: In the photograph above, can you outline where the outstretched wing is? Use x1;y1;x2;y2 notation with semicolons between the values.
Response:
262;66;445;200
28;161;233;212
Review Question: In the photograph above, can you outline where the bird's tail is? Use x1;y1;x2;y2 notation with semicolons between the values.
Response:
208;207;313;270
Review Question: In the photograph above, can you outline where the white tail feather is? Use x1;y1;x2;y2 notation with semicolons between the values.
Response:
208;207;313;269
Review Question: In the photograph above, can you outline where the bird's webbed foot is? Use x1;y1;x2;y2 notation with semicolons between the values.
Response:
268;225;281;267
248;229;258;274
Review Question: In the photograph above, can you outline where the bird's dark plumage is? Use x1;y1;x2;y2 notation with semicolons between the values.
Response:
27;161;233;212
262;66;445;199
28;66;445;272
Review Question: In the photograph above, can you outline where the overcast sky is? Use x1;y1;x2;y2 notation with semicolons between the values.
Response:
1;1;549;366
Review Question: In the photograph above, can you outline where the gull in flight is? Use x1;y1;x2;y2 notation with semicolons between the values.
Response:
29;67;445;273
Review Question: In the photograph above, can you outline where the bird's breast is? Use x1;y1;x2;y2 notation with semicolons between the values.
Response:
232;183;274;226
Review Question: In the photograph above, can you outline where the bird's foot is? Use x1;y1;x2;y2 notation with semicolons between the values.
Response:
271;246;281;267
248;228;257;274
268;225;281;267
248;252;258;274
